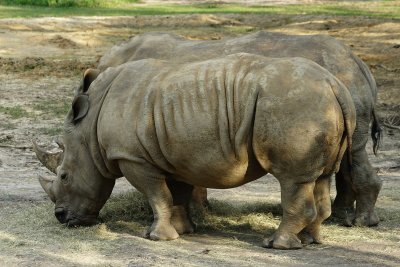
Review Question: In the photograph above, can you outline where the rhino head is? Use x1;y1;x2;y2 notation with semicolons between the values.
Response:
34;69;115;226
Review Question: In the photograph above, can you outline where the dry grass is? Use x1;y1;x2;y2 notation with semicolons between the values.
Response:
1;191;399;249
1;187;399;266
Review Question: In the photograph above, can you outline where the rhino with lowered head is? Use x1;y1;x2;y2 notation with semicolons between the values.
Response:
97;31;382;227
37;54;356;249
35;31;381;227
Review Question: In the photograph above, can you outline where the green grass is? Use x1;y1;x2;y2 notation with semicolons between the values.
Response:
0;0;140;7
33;99;71;119
0;106;29;119
0;2;400;19
0;100;70;121
37;126;63;136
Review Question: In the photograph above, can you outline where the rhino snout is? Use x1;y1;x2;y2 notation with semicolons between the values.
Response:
55;208;67;224
54;207;99;227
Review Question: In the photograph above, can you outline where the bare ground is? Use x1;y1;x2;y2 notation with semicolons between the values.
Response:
0;11;400;267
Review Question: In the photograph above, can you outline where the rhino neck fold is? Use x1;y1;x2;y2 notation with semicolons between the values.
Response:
87;77;123;179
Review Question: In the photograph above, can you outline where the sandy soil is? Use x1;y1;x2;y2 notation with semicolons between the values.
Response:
0;11;399;267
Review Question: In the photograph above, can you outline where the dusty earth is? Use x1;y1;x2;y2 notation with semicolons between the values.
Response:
0;8;400;267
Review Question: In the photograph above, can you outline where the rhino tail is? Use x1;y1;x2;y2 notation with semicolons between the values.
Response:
329;80;357;173
351;54;382;155
371;107;382;156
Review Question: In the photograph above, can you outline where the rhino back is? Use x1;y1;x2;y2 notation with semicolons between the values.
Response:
99;32;374;120
98;32;186;71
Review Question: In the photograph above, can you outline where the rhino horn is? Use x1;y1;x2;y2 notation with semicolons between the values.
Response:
32;140;63;174
38;175;56;203
54;136;64;150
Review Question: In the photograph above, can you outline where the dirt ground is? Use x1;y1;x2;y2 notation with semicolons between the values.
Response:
0;9;400;267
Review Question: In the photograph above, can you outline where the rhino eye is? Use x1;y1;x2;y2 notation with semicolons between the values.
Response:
60;173;68;181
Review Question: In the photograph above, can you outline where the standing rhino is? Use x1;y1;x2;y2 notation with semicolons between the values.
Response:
97;31;382;227
37;54;356;249
35;31;381;227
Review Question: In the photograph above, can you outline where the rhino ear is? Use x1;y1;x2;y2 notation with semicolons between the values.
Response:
71;95;89;123
83;68;100;93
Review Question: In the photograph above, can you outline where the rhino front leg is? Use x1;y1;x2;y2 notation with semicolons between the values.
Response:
263;179;317;250
332;152;356;226
352;150;382;226
120;161;179;241
333;148;381;227
166;178;196;234
299;175;332;245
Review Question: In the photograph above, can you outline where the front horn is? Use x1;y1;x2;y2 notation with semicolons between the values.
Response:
38;175;56;203
32;140;64;174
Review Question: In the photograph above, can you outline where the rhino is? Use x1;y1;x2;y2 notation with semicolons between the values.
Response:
37;31;380;226
36;54;356;249
96;31;382;227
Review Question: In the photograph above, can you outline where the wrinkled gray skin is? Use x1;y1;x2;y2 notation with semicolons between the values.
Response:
39;54;356;249
36;31;381;226
97;31;382;227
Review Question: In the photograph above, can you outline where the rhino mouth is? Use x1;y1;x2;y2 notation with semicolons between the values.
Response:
55;207;98;227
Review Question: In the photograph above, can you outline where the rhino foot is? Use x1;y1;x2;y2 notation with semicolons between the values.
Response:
297;230;322;245
171;206;196;234
331;206;355;227
353;211;380;227
144;224;179;241
262;233;303;250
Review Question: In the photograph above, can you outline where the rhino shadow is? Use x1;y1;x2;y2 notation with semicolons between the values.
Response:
99;190;282;245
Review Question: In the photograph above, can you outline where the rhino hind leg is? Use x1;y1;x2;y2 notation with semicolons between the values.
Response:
119;161;179;241
167;179;196;234
170;206;196;235
263;180;317;250
298;175;332;245
191;186;209;210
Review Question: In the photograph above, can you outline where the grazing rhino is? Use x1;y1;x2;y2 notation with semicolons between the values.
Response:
97;31;382;227
37;54;356;249
35;31;381;227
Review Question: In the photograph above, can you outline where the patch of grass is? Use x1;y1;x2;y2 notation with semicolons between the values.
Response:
0;121;16;130
0;106;30;119
1;190;400;266
0;2;400;19
33;99;71;119
224;25;257;34
100;191;281;236
101;191;153;224
0;57;94;76
195;199;281;234
37;126;63;136
0;0;140;7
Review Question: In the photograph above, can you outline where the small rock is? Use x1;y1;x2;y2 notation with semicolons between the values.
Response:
200;249;211;254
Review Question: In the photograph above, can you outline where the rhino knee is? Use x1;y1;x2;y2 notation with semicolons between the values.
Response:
353;163;382;194
318;205;332;222
303;205;318;225
369;174;382;193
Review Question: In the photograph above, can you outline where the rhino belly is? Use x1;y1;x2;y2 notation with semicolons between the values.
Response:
171;152;265;189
